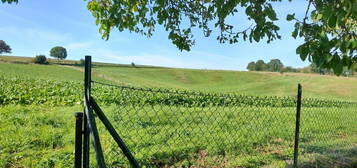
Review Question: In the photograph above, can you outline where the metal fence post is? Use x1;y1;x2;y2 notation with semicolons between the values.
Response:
293;84;302;168
84;55;106;168
83;56;91;168
74;112;83;168
90;97;140;168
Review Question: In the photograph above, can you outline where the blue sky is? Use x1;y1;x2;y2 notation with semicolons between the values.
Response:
0;0;310;70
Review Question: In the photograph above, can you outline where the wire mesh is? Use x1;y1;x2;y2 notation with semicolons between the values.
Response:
91;81;357;168
297;101;357;167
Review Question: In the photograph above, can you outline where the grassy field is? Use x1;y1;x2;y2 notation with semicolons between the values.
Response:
1;55;357;101
92;66;357;101
0;56;357;167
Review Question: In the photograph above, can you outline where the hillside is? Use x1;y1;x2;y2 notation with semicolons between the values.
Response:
1;56;357;101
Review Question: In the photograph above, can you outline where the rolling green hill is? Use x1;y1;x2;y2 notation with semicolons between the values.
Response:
1;56;356;168
1;56;356;101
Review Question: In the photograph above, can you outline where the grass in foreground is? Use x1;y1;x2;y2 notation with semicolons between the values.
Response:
1;104;355;168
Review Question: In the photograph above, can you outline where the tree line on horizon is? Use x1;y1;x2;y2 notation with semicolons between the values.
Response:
247;59;357;76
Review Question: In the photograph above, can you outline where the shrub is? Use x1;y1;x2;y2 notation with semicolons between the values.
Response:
34;55;48;64
131;62;136;67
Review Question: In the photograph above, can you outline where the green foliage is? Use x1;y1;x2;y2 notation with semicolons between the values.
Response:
49;46;67;60
86;0;281;51
85;0;356;73
255;60;267;71
267;59;284;72
247;59;301;73
246;61;256;71
0;77;82;106
289;0;357;75
1;76;355;108
0;40;12;54
131;62;136;67
33;55;48;64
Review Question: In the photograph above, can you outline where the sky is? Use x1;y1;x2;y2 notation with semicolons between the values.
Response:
0;0;311;70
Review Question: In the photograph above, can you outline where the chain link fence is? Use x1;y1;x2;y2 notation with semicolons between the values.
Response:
297;104;357;167
89;81;357;168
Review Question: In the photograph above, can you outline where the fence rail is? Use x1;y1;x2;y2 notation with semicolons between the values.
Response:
74;56;357;168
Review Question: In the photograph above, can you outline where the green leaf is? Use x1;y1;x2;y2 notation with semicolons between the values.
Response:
328;15;337;28
253;29;260;42
348;38;357;49
296;44;308;61
315;13;323;21
286;14;295;21
292;28;298;38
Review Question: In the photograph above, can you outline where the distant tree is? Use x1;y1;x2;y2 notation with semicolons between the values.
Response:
131;62;136;67
50;46;67;61
33;55;48;64
246;61;256;71
255;60;267;71
283;66;298;73
267;59;284;72
0;40;12;54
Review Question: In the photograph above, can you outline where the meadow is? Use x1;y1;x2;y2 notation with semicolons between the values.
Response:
0;56;356;167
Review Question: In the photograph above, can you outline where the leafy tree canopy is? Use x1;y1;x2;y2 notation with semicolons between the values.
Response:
50;46;67;60
84;0;356;75
246;61;256;71
255;60;267;71
267;59;284;72
0;40;12;54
